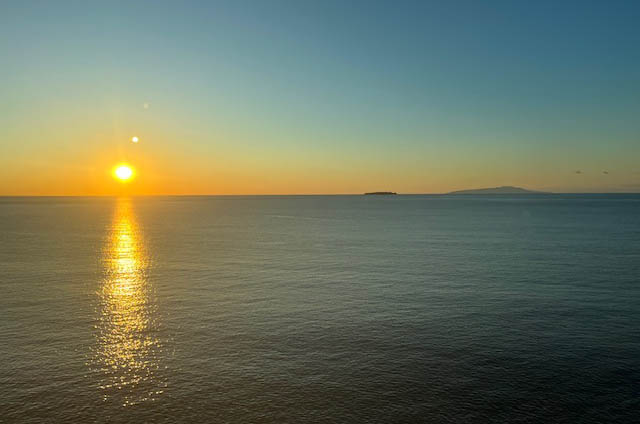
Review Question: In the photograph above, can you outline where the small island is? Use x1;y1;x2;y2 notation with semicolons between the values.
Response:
447;186;548;195
364;191;397;195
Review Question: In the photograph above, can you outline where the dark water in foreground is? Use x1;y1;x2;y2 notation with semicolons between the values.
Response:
1;195;639;423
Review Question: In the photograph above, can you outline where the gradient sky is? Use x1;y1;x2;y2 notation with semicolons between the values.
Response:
2;0;640;194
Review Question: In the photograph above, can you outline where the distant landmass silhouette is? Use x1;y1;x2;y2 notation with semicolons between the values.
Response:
447;186;547;195
364;191;397;195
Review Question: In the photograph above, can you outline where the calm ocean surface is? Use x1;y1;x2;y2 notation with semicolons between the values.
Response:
1;195;639;423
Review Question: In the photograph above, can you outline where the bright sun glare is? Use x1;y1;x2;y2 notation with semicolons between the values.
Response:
114;165;134;181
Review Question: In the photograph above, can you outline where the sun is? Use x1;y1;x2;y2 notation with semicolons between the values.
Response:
113;164;134;182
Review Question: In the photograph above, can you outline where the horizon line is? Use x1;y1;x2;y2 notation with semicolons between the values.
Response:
2;192;640;197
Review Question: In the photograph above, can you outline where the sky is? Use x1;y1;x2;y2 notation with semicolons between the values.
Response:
1;0;640;195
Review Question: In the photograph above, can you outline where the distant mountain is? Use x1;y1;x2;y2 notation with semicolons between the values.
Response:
447;186;548;195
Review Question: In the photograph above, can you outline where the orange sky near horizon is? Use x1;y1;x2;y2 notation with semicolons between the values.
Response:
1;139;634;195
1;104;636;195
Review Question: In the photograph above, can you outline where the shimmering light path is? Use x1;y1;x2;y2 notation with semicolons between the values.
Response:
91;198;165;406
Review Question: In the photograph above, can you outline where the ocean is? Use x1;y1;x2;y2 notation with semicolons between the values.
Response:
1;195;639;423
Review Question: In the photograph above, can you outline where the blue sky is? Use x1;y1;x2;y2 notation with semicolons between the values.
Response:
2;0;640;194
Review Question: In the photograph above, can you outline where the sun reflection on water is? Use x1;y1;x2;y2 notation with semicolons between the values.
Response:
91;198;165;406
